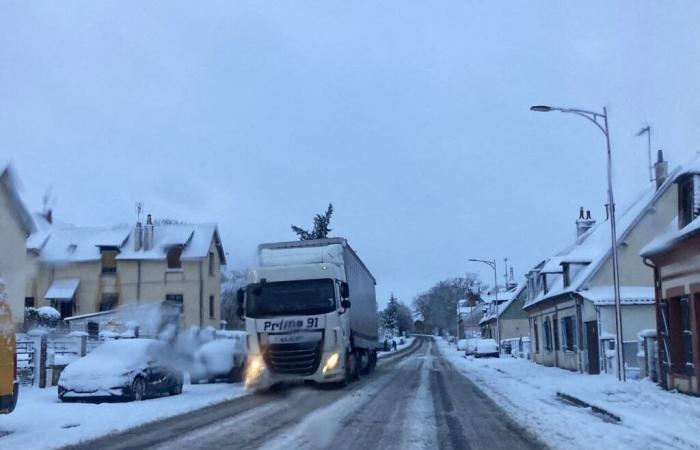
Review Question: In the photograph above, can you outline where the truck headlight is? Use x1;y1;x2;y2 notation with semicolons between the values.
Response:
245;355;265;387
322;352;340;374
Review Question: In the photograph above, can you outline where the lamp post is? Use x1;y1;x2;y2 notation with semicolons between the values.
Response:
530;105;625;382
469;258;500;351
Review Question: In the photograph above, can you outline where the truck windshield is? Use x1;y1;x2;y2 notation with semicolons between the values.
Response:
245;279;336;318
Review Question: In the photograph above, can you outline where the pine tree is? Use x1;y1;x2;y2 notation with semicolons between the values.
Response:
291;203;334;240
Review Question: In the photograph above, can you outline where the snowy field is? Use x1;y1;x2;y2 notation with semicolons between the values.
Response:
0;382;247;449
436;339;700;450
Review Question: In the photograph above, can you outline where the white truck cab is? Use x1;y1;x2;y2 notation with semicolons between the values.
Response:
238;239;378;389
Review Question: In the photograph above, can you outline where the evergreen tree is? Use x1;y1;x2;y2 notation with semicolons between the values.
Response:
291;203;334;240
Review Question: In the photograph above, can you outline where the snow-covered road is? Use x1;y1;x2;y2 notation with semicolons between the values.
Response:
60;337;542;450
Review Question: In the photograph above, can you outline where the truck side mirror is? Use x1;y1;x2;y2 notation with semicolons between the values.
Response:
341;299;351;310
236;288;245;319
340;282;350;299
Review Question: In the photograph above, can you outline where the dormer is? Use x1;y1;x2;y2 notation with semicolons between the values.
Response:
677;172;700;228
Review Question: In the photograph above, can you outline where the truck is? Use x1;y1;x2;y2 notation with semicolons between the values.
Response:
238;238;378;389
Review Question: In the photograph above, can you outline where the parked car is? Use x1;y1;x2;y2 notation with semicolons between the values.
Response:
474;338;500;358
464;338;479;356
456;339;468;351
190;336;247;384
58;339;183;402
0;295;18;414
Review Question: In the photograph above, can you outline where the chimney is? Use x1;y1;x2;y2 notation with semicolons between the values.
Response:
134;221;143;251
655;149;668;190
45;209;53;224
576;207;596;237
143;214;154;251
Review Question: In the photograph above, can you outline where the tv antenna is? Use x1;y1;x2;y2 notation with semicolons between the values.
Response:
135;202;144;223
635;125;652;183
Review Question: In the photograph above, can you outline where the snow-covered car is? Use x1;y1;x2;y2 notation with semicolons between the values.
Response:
58;339;183;402
474;339;499;358
190;336;247;384
456;339;468;351
464;338;479;356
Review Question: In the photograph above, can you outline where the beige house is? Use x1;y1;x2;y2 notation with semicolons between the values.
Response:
524;154;677;376
26;214;226;330
0;164;35;325
480;283;528;343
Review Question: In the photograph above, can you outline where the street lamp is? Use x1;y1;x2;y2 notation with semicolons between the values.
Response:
530;104;625;382
468;258;500;351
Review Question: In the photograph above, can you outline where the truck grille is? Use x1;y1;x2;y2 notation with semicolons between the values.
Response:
263;340;323;376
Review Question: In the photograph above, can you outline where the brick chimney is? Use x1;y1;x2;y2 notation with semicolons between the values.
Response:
143;214;154;251
576;207;596;237
134;221;143;251
655;149;668;190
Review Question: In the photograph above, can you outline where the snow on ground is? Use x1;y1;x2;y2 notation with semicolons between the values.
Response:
378;336;415;358
436;338;700;450
0;383;247;449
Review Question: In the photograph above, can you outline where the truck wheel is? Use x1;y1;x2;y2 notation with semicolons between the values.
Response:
352;352;361;381
368;350;377;373
340;353;353;387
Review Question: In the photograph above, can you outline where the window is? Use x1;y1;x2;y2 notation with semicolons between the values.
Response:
24;297;35;308
553;316;560;351
561;316;577;352
679;177;696;228
209;252;216;277
209;295;215;319
544;318;553;352
165;294;184;313
101;249;117;274
167;247;183;269
533;319;540;353
99;294;119;311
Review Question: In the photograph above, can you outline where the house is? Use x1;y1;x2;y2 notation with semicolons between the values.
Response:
479;282;529;351
457;291;484;339
524;153;678;376
640;157;700;395
26;213;226;330
0;164;35;325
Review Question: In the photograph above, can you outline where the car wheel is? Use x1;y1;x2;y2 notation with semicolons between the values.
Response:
131;377;146;401
170;382;183;396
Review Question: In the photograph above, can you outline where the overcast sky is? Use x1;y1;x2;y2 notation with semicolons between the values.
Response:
3;1;700;307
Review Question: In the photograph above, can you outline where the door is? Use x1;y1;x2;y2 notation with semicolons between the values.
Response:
585;321;600;374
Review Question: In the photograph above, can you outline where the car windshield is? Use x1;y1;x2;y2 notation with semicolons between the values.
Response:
245;279;336;318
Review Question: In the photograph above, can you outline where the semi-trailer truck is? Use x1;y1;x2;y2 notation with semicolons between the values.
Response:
238;238;378;389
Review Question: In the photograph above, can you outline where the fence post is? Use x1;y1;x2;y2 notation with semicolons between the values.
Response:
39;335;47;388
80;335;87;356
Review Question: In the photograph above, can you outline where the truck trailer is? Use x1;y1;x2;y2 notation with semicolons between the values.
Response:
238;238;378;389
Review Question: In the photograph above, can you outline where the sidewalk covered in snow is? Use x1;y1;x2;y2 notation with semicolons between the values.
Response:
436;339;700;450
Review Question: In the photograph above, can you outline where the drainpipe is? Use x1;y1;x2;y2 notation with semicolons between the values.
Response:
554;303;559;368
596;305;604;373
199;261;204;328
136;261;141;303
643;257;668;388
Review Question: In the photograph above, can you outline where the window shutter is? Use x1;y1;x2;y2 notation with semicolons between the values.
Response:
572;317;578;352
659;299;672;371
680;297;695;376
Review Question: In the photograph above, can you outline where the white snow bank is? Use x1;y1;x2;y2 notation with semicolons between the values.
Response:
436;338;700;450
0;384;247;449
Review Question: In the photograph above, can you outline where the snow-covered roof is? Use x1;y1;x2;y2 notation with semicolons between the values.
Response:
479;284;525;324
117;223;224;262
0;163;36;235
578;286;655;305
29;221;225;264
525;167;679;310
45;278;80;300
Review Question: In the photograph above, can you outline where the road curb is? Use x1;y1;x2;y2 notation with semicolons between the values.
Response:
556;392;621;423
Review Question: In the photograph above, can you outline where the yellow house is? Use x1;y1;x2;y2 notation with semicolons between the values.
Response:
0;163;35;326
26;214;226;330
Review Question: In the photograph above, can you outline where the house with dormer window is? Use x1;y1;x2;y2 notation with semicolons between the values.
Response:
26;213;226;330
524;152;679;376
640;158;700;395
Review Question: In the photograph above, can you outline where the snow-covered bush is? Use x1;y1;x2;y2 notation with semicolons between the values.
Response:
24;306;61;329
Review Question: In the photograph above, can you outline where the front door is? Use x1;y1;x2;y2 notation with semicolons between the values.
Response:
585;321;600;374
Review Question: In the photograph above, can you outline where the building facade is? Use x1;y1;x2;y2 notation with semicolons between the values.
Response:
26;214;226;330
0;165;35;325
